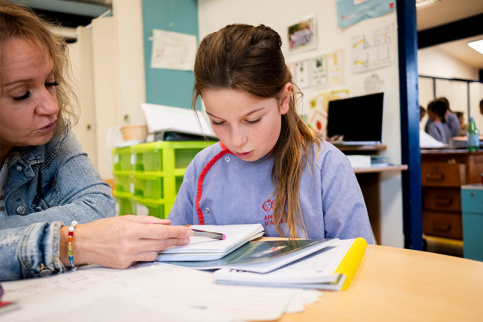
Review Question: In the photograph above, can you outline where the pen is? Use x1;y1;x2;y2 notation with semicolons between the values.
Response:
186;225;226;240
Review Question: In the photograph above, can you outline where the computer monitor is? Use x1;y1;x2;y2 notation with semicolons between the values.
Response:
326;92;384;145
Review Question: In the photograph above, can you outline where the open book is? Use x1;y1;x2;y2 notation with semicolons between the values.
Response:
165;239;338;273
213;238;367;291
155;224;265;261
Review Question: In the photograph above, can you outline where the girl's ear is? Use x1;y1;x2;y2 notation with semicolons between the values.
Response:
280;82;292;115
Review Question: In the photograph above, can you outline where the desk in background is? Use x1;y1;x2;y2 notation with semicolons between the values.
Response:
276;244;483;321
421;149;483;241
337;145;408;243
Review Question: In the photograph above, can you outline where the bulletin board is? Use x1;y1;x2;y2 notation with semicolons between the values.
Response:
142;0;199;109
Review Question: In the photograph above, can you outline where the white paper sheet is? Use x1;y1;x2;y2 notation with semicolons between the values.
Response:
4;283;233;322
2;262;297;322
141;103;216;138
139;264;295;321
150;29;197;71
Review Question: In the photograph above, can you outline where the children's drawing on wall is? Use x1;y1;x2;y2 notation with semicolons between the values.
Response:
287;15;316;53
310;55;327;87
309;50;344;89
294;60;310;89
307;89;350;139
308;95;327;137
326;50;344;84
150;29;197;70
364;73;384;93
351;24;393;73
336;0;395;28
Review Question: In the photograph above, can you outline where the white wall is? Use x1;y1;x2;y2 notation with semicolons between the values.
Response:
198;0;404;247
69;0;145;179
418;47;479;80
68;27;98;168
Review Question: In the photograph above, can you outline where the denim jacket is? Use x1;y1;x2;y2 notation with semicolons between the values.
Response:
0;129;115;281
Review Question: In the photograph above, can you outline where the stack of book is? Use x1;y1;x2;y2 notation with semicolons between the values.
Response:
156;224;367;291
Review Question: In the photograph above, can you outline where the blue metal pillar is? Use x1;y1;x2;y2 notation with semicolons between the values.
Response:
396;0;423;250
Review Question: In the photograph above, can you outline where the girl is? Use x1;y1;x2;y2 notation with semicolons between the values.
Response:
426;99;451;144
168;24;373;242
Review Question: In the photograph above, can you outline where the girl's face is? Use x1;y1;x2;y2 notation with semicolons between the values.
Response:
202;83;291;162
0;37;59;158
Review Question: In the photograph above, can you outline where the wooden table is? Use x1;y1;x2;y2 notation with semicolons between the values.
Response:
4;242;482;321
276;244;483;321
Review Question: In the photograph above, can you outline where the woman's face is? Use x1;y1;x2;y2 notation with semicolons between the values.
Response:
0;37;59;155
202;83;291;162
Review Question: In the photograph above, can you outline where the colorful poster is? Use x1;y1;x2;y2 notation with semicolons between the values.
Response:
351;24;393;73
288;15;317;53
337;0;395;28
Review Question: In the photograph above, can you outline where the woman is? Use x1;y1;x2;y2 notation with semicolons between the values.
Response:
168;24;373;242
0;0;191;281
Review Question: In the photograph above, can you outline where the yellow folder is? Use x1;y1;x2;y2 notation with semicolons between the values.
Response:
334;237;367;290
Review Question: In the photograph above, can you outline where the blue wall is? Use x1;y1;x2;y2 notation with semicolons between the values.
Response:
142;0;198;109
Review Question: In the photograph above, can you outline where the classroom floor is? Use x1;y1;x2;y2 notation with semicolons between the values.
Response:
423;234;463;258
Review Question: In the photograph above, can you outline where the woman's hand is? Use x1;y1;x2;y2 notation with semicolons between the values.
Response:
60;215;192;269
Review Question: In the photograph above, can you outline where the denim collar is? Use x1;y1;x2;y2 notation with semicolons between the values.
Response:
9;131;66;168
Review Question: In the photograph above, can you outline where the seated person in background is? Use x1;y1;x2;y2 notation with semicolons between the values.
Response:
424;97;459;138
168;24;374;243
0;0;191;281
455;111;468;136
440;97;460;137
426;99;451;144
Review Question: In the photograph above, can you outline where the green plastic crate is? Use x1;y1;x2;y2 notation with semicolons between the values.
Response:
113;140;215;219
132;172;184;201
131;141;215;172
132;196;167;219
113;171;132;194
112;146;133;171
113;190;133;216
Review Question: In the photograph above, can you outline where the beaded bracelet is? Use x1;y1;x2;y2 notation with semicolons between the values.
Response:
67;221;78;271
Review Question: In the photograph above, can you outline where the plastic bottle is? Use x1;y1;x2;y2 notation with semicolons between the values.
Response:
467;116;479;152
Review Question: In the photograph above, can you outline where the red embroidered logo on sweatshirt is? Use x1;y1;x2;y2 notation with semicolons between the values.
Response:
262;199;273;212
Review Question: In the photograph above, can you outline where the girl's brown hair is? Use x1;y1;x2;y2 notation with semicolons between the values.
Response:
193;24;320;238
0;0;78;137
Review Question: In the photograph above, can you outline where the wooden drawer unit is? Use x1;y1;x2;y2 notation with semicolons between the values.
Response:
422;187;461;212
421;150;483;241
421;162;466;187
422;211;462;239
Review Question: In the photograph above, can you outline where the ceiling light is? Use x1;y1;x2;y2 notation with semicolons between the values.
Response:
415;0;441;10
468;39;483;55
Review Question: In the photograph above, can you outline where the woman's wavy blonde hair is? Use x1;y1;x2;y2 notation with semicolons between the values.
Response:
0;0;78;137
193;24;321;238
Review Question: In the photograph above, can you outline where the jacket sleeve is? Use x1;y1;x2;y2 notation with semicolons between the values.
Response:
0;221;66;281
1;130;116;229
319;147;375;244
